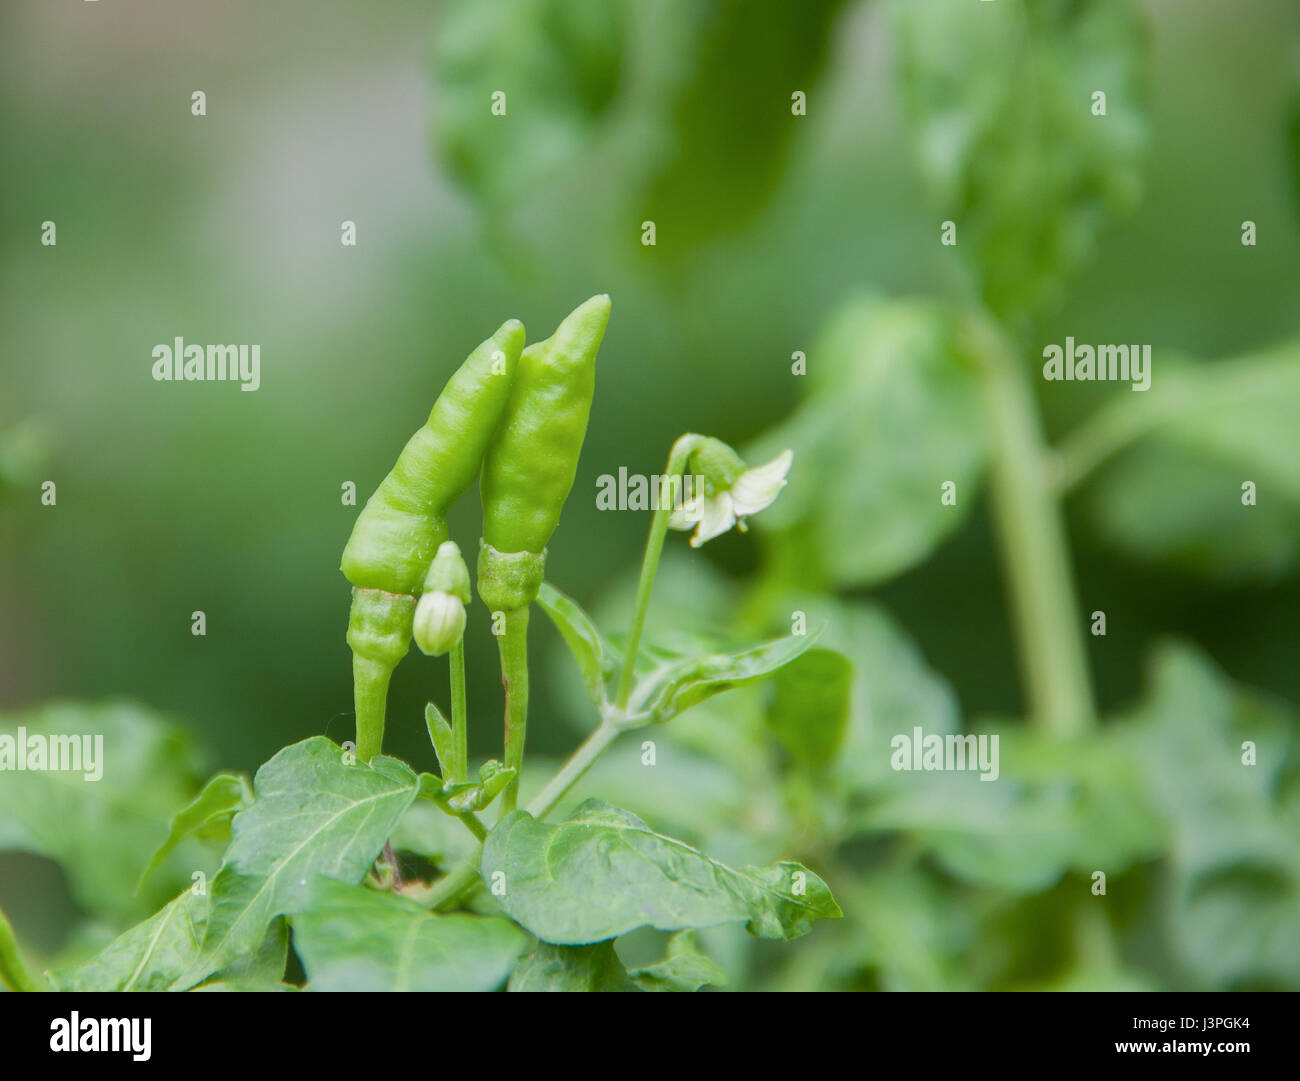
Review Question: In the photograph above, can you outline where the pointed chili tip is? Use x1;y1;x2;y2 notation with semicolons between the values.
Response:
546;293;611;360
494;318;526;351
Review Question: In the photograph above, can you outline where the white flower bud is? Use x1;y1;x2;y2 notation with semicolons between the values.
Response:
413;590;467;657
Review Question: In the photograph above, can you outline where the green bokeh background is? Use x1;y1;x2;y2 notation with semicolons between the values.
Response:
1;0;1298;989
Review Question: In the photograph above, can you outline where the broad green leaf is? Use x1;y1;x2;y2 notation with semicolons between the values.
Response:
628;629;822;727
45;889;287;992
1127;642;1300;989
47;890;206;992
763;648;851;767
508;939;639;992
893;0;1148;323
0;700;206;920
537;580;617;708
748;296;987;589
1081;341;1300;581
178;737;419;988
293;878;526;992
628;931;727;992
483;799;841;943
138;771;252;890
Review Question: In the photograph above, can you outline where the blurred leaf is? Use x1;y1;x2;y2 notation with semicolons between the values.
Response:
857;726;1165;893
627;629;822;727
293;877;525;992
137;771;252;891
893;0;1149;323
749;296;987;589
1081;341;1300;581
483;799;840;944
763;647;851;768
178;738;419;988
433;0;843;250
1128;642;1300;989
508;939;638;992
435;0;627;211
0;700;205;920
627;930;727;991
639;0;846;245
537;580;618;709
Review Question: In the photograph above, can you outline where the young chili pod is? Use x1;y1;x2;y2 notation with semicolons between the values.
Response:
479;294;610;584
342;319;525;596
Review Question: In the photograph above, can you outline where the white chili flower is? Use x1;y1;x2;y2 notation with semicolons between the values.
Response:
668;445;793;548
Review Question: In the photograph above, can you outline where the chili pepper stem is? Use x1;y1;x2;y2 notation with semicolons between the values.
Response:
450;639;469;784
527;719;622;820
497;607;530;816
353;655;394;762
614;434;704;709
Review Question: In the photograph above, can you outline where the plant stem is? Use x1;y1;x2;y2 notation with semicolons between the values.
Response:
971;315;1095;736
0;906;42;993
422;720;625;912
497;607;530;815
455;810;489;842
526;721;622;820
353;656;392;762
450;639;468;783
426;858;483;912
614;434;703;709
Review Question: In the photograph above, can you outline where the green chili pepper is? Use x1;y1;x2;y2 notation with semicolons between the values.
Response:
479;293;610;607
343;319;524;761
477;294;610;812
343;320;525;596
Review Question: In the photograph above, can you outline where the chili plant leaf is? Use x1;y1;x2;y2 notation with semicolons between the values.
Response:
628;931;728;992
46;890;287;992
507;939;639;992
0;700;206;920
747;296;987;589
178;737;419;988
137;771;253;891
1081;341;1300;581
763;648;852;768
435;0;627;212
627;628;822;728
1127;642;1300;989
893;0;1149;324
537;580;618;708
292;877;526;992
483;799;841;944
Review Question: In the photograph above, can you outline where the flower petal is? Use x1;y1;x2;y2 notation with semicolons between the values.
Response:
668;494;703;531
729;449;793;516
690;494;736;547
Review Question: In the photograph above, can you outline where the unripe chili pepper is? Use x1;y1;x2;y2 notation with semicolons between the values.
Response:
343;320;524;596
477;294;611;813
344;320;524;761
479;293;610;595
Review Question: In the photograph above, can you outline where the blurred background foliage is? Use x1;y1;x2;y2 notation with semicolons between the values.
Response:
1;0;1298;990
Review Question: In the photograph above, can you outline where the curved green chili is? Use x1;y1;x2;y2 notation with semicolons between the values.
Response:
478;295;610;810
343;319;524;760
343;320;524;596
480;293;609;577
